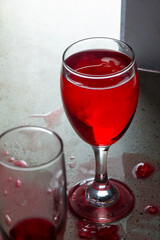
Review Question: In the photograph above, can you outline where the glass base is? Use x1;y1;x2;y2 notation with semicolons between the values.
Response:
68;178;135;223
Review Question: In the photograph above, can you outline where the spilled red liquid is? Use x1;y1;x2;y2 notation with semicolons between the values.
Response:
132;162;155;178
144;205;160;215
77;220;120;240
31;107;63;128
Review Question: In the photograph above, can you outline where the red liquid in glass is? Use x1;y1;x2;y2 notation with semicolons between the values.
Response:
9;218;58;240
61;50;139;146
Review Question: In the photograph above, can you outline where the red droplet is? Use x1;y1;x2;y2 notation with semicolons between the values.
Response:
14;160;28;168
47;188;52;195
132;162;155;179
15;180;22;187
8;157;15;162
144;205;160;215
4;214;12;225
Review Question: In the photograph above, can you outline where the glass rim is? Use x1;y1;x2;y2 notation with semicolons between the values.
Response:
62;37;136;85
0;125;63;171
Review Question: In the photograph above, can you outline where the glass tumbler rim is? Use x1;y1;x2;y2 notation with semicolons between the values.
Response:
62;37;136;89
0;125;63;171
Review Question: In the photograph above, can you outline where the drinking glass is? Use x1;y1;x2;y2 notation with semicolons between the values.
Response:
60;37;139;223
0;126;67;240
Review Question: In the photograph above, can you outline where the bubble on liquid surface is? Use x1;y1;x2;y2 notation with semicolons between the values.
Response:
15;180;22;187
4;214;12;226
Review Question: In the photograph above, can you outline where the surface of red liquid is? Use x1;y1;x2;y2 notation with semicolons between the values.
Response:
61;50;139;146
77;219;120;240
133;162;155;178
9;218;58;240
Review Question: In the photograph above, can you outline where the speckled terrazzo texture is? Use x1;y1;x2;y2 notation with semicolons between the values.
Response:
0;43;159;240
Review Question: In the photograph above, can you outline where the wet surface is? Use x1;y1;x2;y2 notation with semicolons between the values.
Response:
31;107;63;129
66;152;160;239
0;38;159;240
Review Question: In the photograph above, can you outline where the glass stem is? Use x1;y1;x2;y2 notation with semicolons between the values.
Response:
93;146;109;184
86;146;118;207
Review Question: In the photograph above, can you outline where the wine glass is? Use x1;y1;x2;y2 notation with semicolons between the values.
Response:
0;126;67;239
60;37;139;223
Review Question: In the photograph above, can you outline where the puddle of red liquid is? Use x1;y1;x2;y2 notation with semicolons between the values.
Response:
76;219;120;240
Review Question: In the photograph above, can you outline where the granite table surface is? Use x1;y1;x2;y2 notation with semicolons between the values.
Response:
0;66;159;239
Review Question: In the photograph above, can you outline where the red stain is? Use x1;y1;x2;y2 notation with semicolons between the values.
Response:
31;107;63;128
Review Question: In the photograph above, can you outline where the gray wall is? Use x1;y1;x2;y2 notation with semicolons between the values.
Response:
121;0;160;72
